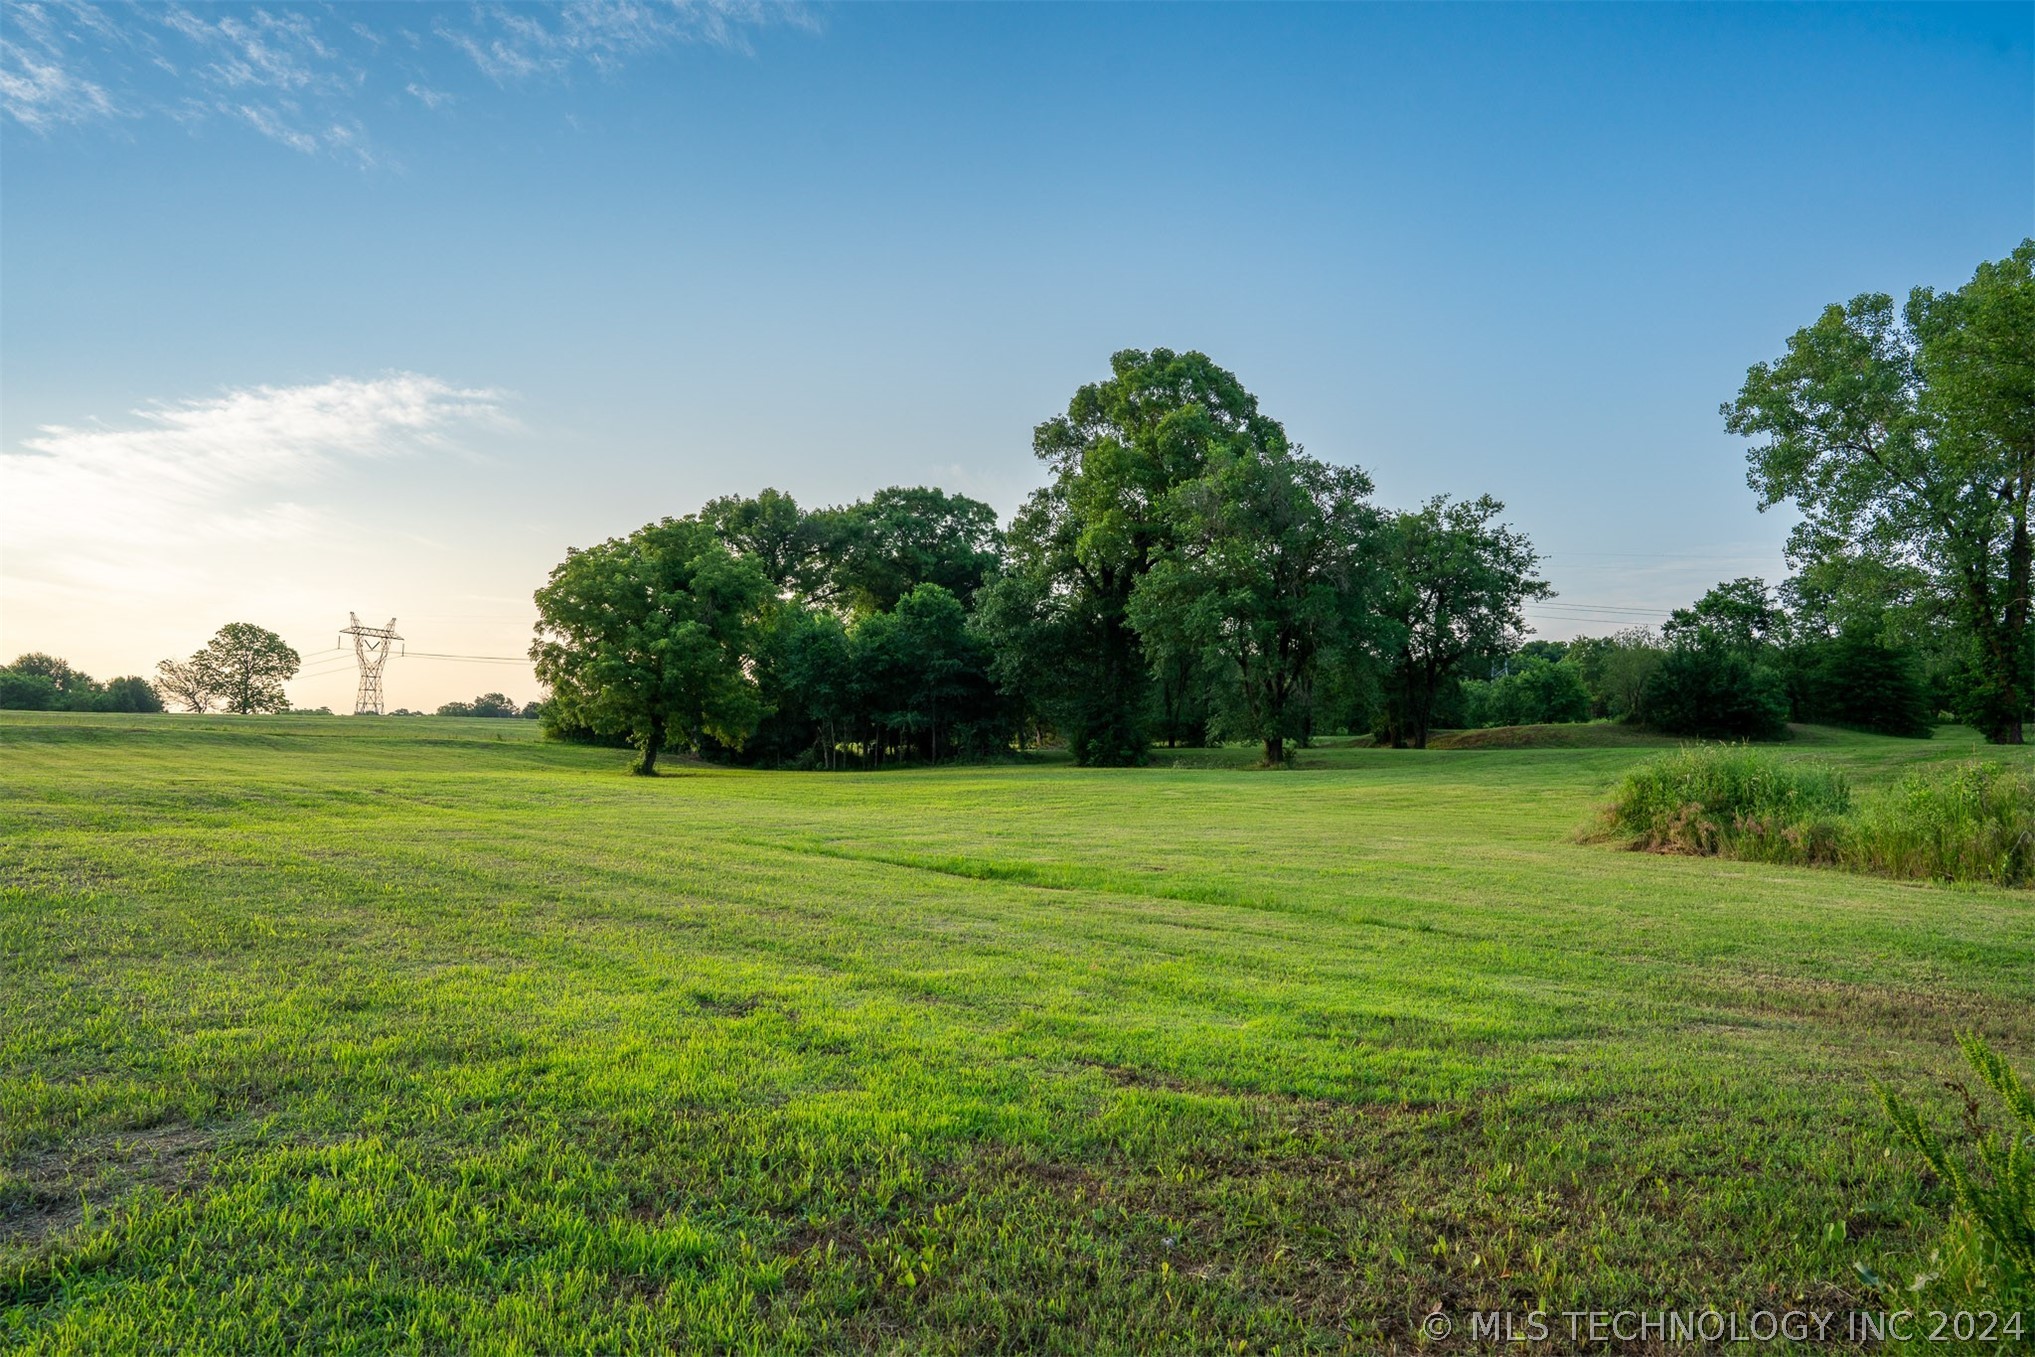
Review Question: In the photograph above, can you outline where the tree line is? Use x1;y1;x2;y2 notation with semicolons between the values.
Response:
1446;575;1938;742
0;626;539;719
533;348;1553;772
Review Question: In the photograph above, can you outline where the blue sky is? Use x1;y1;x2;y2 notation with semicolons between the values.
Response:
3;1;2030;710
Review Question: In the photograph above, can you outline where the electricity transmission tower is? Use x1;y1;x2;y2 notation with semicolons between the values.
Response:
338;614;403;715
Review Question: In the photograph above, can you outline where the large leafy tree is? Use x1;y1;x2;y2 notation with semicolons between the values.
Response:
1374;495;1551;748
1130;448;1378;764
998;348;1292;764
1725;241;2035;742
531;517;771;774
171;624;298;715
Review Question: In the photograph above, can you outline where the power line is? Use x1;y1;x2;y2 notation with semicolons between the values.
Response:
402;651;531;664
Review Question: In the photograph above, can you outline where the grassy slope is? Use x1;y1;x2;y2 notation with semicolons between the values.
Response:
1;714;2029;1353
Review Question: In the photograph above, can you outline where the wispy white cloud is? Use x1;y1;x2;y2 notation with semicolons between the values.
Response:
0;1;119;129
440;0;816;82
1;0;815;158
1;375;513;607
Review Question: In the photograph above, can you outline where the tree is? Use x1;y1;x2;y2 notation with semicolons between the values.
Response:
531;517;771;774
752;604;855;767
851;584;996;763
700;488;846;600
1794;630;1934;738
832;487;1003;616
1663;577;1781;656
1002;348;1294;764
8;653;93;702
1725;241;2035;742
1130;447;1378;764
1592;629;1668;723
1374;496;1552;748
1462;656;1592;728
1644;646;1789;740
154;657;216;713
173;624;298;715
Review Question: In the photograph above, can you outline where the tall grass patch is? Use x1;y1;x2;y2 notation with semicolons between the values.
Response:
1604;747;2035;887
1602;745;1852;862
1846;762;2035;888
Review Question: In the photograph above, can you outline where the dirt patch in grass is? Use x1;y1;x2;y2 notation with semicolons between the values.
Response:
0;1120;236;1249
1704;972;2034;1046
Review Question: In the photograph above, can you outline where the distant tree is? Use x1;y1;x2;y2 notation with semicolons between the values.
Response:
1793;631;1934;738
1663;577;1781;656
152;657;215;713
1594;629;1668;723
518;700;544;719
750;603;856;766
531;517;771;774
1130;447;1379;764
101;676;165;713
851;583;997;763
1724;241;2035;742
1374;496;1552;748
175;624;299;715
437;692;517;718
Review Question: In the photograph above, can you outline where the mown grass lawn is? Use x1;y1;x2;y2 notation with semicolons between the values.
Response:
2;713;2030;1353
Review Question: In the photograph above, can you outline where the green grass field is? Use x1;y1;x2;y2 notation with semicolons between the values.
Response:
3;714;2030;1353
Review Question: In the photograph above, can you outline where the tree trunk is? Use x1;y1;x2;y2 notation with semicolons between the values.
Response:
1263;735;1284;765
634;718;664;775
2003;494;2030;744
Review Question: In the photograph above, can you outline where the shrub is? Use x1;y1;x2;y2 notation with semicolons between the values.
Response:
1644;646;1790;740
1462;657;1592;728
1604;745;1850;859
1844;762;2035;888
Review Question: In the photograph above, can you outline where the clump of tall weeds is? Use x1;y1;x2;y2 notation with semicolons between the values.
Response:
1842;762;2035;888
1602;745;1851;861
1601;747;2034;888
